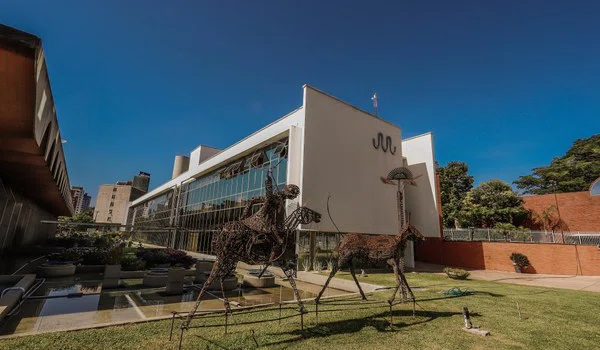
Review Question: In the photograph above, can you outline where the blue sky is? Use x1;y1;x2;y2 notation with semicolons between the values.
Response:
2;1;599;203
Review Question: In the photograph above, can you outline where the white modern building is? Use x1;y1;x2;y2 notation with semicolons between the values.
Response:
127;85;440;268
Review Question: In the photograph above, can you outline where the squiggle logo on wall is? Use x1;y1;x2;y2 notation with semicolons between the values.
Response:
372;132;396;154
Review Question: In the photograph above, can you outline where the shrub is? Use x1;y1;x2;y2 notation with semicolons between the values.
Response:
494;222;516;240
312;259;324;272
48;249;82;263
134;248;196;268
510;252;530;267
107;246;124;265
47;234;95;248
120;255;146;271
301;258;311;272
326;259;335;271
136;248;170;267
80;249;108;265
165;248;196;269
443;267;470;280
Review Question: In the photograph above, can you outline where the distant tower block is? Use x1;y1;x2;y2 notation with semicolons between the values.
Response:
133;171;151;193
172;155;190;179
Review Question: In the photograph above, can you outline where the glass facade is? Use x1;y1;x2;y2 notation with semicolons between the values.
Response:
298;231;343;270
129;138;288;253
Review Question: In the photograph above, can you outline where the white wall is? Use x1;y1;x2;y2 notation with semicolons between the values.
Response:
189;145;222;168
402;133;441;238
286;124;305;212
300;86;403;235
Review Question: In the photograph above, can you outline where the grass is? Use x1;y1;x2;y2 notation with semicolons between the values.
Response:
2;272;599;349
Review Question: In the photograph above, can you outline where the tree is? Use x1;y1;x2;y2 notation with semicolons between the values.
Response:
57;209;94;235
514;134;600;194
437;161;474;228
458;180;528;228
494;222;531;242
531;205;560;232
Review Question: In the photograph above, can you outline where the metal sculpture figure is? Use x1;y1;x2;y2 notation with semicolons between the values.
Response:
315;167;424;307
380;167;421;299
242;172;300;246
314;222;424;306
181;174;321;332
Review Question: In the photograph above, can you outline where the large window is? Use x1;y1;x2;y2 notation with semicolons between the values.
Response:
129;138;288;253
130;190;174;228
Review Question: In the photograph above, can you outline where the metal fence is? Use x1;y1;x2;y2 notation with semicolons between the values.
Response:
443;228;600;246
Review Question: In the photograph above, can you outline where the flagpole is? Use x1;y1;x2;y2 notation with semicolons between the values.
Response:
372;91;379;117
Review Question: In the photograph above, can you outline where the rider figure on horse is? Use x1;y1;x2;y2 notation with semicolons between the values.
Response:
241;170;300;247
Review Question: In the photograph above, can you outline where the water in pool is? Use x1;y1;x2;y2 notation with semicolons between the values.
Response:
0;273;346;336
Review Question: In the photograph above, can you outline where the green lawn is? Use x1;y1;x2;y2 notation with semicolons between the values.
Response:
2;272;599;349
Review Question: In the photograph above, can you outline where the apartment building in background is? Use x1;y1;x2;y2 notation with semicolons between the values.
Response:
133;171;151;192
94;173;150;225
70;186;91;214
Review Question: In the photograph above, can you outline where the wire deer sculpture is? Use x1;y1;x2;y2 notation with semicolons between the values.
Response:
181;177;321;333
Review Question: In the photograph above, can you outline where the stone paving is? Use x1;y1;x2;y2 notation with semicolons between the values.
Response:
414;262;600;293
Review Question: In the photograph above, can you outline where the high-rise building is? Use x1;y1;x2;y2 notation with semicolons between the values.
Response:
71;186;91;214
0;25;73;253
81;193;91;213
133;171;151;193
94;179;145;225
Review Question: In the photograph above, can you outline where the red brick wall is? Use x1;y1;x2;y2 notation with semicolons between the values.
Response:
523;191;600;232
415;238;600;276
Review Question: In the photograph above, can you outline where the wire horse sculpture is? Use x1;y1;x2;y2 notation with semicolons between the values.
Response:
180;173;321;336
315;167;424;313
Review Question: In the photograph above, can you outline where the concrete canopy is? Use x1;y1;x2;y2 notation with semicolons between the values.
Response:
0;24;73;217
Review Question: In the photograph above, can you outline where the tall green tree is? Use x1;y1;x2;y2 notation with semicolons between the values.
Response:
57;209;94;235
438;161;474;228
458;180;528;228
514;134;600;194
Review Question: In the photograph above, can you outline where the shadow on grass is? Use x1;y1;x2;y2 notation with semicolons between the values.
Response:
260;308;472;348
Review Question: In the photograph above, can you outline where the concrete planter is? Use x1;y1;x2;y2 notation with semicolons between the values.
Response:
194;262;215;283
103;265;121;289
195;270;210;284
244;274;276;288
104;265;121;278
165;268;186;295
513;263;528;273
206;276;238;291
196;261;214;272
194;269;238;291
143;272;168;287
37;263;76;277
76;265;105;273
120;270;147;279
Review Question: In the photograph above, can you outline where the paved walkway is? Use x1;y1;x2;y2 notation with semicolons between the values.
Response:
141;244;600;293
466;270;600;293
414;262;600;293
